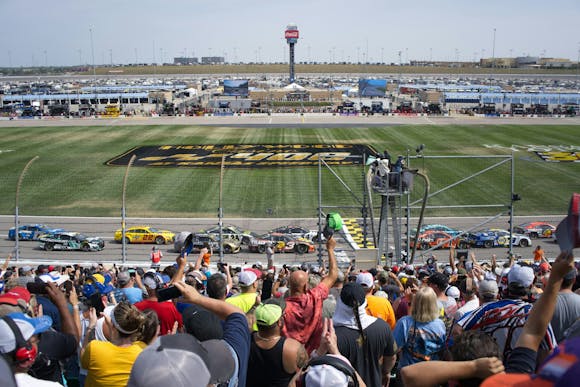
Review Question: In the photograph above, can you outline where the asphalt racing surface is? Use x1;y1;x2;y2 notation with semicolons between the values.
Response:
2;114;580;128
0;214;565;269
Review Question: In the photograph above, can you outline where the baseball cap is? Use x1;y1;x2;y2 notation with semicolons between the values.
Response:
238;271;257;287
0;356;16;387
182;305;223;341
445;286;460;299
186;271;205;284
478;280;499;299
539;262;551;273
508;265;535;288
20;266;33;273
482;336;580;387
0;312;53;353
255;304;282;327
127;333;235;387
142;272;164;290
38;271;69;286
457;268;468;277
0;287;31;306
340;282;366;308
356;272;374;288
564;268;578;281
303;355;355;387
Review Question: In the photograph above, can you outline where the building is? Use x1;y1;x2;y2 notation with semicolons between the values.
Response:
174;57;199;65
201;57;225;65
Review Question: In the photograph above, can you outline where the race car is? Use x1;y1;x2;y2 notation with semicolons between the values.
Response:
269;225;314;240
468;229;532;248
248;233;315;254
173;232;241;254
410;230;465;250
513;222;556;239
199;224;257;245
114;226;175;245
38;232;104;252
489;229;532;248
410;224;463;238
8;224;65;241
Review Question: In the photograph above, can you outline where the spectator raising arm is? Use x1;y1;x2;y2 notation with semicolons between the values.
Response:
515;250;575;352
174;281;243;320
320;237;339;289
401;357;505;386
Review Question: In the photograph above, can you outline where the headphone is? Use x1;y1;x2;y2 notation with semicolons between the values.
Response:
1;316;37;364
300;355;358;387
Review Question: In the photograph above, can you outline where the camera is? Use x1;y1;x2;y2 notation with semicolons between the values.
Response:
157;286;182;302
26;282;48;295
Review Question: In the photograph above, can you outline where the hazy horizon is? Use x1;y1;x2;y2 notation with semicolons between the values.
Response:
1;0;579;67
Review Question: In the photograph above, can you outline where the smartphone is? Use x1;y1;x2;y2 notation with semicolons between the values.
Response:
89;293;105;315
26;282;48;295
157;286;182;302
181;233;194;257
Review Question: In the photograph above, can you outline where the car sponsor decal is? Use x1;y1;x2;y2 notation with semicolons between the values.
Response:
106;144;377;168
535;151;580;162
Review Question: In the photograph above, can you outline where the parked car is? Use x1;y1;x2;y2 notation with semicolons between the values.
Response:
199;225;257;245
114;226;175;245
249;233;315;254
8;224;65;241
173;232;241;254
38;232;104;252
513;222;556;239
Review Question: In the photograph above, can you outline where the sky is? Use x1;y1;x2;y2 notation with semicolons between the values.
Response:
1;0;579;67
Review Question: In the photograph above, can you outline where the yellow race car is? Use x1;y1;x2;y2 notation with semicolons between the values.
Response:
114;226;175;245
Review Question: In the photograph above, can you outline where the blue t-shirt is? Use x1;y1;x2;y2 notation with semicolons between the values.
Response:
223;312;251;387
393;315;446;369
36;295;61;332
121;287;144;304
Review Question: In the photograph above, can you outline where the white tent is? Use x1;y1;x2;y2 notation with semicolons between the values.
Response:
283;83;306;90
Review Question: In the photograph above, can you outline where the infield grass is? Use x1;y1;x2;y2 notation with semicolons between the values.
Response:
0;124;577;218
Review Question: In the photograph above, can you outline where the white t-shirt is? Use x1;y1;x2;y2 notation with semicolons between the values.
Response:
454;297;480;321
15;373;63;387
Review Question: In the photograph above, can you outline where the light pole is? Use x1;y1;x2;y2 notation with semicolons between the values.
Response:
14;156;39;262
121;155;137;264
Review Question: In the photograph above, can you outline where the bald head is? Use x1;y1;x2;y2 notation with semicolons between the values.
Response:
289;270;309;295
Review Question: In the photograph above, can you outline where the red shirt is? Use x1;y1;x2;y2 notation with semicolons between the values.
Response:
134;299;183;335
282;282;329;354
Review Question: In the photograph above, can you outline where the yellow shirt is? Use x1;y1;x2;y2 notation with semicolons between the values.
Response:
225;292;257;313
365;294;396;330
81;340;144;387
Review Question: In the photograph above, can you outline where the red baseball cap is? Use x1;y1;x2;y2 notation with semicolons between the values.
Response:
0;287;31;306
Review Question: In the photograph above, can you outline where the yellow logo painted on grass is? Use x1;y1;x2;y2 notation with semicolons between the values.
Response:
535;151;580;162
106;144;377;168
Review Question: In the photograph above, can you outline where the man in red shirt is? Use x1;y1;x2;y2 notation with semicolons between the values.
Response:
134;272;182;335
282;237;338;354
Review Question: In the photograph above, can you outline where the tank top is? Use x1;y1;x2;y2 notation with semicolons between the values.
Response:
247;334;295;387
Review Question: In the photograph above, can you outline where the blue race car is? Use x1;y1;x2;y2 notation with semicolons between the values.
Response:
8;224;65;241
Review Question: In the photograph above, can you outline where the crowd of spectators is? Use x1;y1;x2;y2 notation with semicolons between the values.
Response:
0;240;578;387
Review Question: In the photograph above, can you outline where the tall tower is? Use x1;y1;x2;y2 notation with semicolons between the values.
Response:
285;23;299;83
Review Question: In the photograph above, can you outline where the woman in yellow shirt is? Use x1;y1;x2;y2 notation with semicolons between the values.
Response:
81;301;146;387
